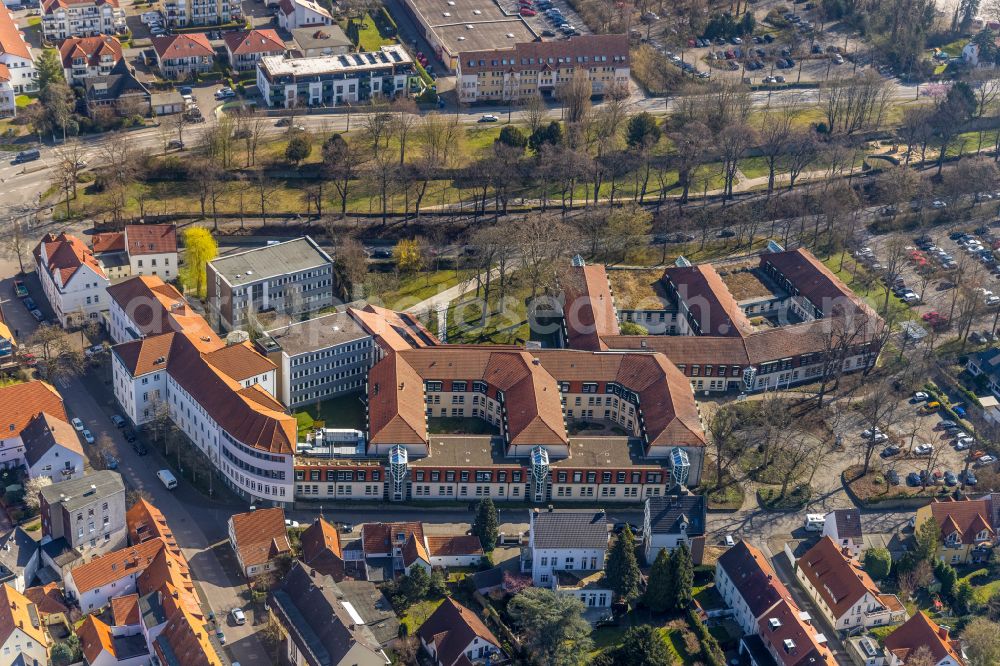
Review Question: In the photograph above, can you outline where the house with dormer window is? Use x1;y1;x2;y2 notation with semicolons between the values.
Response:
642;493;706;565
794;537;906;631
915;497;996;564
151;33;214;79
822;508;865;559
59;36;123;84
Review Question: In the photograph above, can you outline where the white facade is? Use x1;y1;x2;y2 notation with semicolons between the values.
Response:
0;52;35;96
0;433;25;471
714;560;763;636
37;246;109;328
130;251;176;279
42;0;126;40
162;0;239;27
112;354;167;426
0;626;46;666
794;567;896;631
420;634;500;666
66;569;138;612
27;443;84;484
822;512;864;559
278;0;331;30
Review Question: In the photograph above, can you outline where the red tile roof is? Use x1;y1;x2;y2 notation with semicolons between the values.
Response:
68;538;166;594
127;498;180;555
91;231;126;254
562;262;618;351
124;224;177;256
77;614;115;663
0;7;31;61
152;33;214;59
0;63;9;83
417;598;500;666
0;584;46;647
349;304;439;353
717;540;793;619
884;612;965;665
664;263;753;337
458;34;629;75
426;535;484;558
757;598;833;666
229;508;290;569
58;35;123;70
796;537;884;620
224;28;285;55
361;522;424;556
34;232;107;284
927;497;995;545
0;380;68;436
24;584;67;619
111;593;140;626
21;411;84;467
154;608;222;666
106;275;220;345
300;517;344;580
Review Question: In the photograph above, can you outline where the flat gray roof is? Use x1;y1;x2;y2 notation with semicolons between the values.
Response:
39;471;124;512
260;311;369;357
403;0;536;56
291;25;352;51
210;237;333;287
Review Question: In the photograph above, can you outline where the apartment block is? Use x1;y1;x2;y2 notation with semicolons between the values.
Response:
39;471;128;564
0;6;36;116
33;232;110;328
41;0;126;41
59;35;122;84
206;236;336;331
162;0;240;27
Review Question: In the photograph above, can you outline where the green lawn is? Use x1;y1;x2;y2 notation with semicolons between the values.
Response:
293;393;367;435
15;95;31;108
960;567;1000;604
444;286;532;345
347;14;396;52
822;252;915;323
427;417;498;435
400;598;444;635
379;270;462;310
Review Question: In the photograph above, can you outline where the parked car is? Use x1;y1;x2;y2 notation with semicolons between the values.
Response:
132;441;148;455
886;469;900;485
82;429;94;444
22;296;36;311
975;454;997;467
944;471;958;486
906;471;921;486
478;114;499;123
231;608;246;626
111;415;126;428
71;418;84;431
914;443;935;456
30;309;44;322
13;280;27;298
103;454;119;470
960;470;978;485
880;445;900;458
84;344;104;358
912;391;929;402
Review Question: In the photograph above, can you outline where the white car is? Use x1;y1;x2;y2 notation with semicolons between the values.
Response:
975;454;997;466
913;443;934;455
71;417;84;431
931;199;948;208
82;429;95;444
285;519;300;529
724;534;736;547
84;344;104;358
955;437;973;450
231;608;246;626
912;391;929;401
478;114;499;123
988;296;1000;306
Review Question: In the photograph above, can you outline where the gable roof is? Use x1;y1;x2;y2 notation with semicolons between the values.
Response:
717;540;793;619
124;224;177;256
59;35;123;70
85;60;150;102
112;593;141;626
561;261;618;351
224;28;285;55
830;508;863;539
927;497;995;545
278;0;332;20
531;510;608;550
21;412;83;467
664;263;753;337
68;538;165;594
0;7;32;61
401;532;430;568
23;584;68;619
78;614;115;663
128;498;180;555
34;232;107;285
0;380;67;438
426;535;484;558
884;612;964;665
106;275;219;346
0;527;38;578
796;537;883;620
152;33;214;59
92;231;126;254
361;522;425;556
0;584;46;646
229;508;290;568
646;494;706;536
154;608;222;666
270;563;384;665
348;304;439;352
300;517;343;572
757;598;833;666
416;598;499;666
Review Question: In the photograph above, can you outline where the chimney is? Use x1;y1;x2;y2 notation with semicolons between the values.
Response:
939;626;949;641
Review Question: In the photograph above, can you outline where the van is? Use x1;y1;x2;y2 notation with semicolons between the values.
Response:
157;469;178;489
805;514;826;531
13;148;40;163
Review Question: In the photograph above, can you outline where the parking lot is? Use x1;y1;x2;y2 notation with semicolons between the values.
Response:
501;0;590;38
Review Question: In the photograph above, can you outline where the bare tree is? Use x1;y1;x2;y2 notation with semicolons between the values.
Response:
557;69;593;125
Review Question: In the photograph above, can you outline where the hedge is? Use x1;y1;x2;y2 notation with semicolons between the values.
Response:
687;608;726;666
376;7;398;36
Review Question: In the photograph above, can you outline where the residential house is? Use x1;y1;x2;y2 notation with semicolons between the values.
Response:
105;274;216;346
33;232;110;328
39;471;128;566
152;608;222;666
277;0;332;30
822;508;865;559
883;612;965;666
966;348;1000;398
161;0;240;27
41;0;126;40
642;493;706;565
206;236;336;331
0;7;36;117
223;28;285;72
745;598;834;666
91;224;178;282
522;509;612;608
716;540;797;637
336;580;399;649
0;584;48;666
77;613;150;666
794;537;906;632
915;497;996;565
0;380;68;473
360;522;484;576
85;60;151;117
59;35;123;84
0;527;40;593
268;562;390;666
24;584;70;630
417;598;504;666
228;507;291;577
290;25;352;57
151;33;214;80
21;412;85;483
300;517;345;581
126;499;179;554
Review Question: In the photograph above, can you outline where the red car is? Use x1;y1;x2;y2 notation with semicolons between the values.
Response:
520;7;536;14
922;311;940;322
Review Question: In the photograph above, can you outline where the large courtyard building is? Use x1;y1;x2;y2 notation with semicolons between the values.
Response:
456;34;630;103
399;0;536;72
564;248;884;394
256;47;415;108
206;236;336;331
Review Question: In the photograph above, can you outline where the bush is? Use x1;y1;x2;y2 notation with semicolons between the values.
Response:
619;321;648;335
686;608;726;666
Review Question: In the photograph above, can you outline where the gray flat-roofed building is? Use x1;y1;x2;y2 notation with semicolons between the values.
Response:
39;471;128;562
257;310;375;407
206;236;336;331
291;25;353;57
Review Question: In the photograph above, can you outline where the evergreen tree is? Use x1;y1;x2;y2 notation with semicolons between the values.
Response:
497;125;528;150
934;559;958;597
863;547;892;580
609;625;673;666
472;497;499;551
644;548;672;613
669;543;694;610
606;526;641;602
35;49;65;92
400;565;430;603
914;517;941;563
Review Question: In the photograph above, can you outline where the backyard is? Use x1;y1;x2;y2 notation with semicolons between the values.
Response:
293;393;367;436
